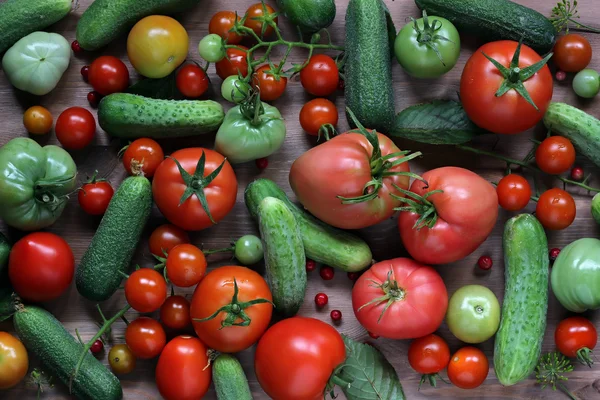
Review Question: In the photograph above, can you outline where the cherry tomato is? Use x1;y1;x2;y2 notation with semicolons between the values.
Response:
300;54;339;96
215;46;249;80
108;344;136;375
125;268;168;313
122;138;164;178
299;98;338;136
23;106;53;135
553;34;592;73
244;3;278;38
408;334;450;383
252;64;287;102
88;56;129;95
55;107;96;150
78;177;114;216
160;295;192;330
0;332;28;389
447;347;489;389
555;317;597;366
166;244;207;288
209;11;242;44
149;224;191;257
536;188;576;230
535;136;576;175
496;174;532;211
125;317;167;359
176;64;210;98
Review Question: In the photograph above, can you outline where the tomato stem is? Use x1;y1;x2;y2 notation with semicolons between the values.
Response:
357;270;406;323
576;347;594;368
411;10;455;66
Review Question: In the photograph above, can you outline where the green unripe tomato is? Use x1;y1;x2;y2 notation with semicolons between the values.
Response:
234;235;264;265
446;284;500;343
221;76;251;103
572;68;600;98
592;193;600;226
198;34;226;63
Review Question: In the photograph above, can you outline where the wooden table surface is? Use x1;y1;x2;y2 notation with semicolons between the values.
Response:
1;0;600;399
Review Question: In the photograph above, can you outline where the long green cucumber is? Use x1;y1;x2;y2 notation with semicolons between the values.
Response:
213;354;253;400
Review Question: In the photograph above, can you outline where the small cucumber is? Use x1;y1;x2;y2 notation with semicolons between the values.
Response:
0;233;10;286
276;0;336;34
543;102;600;168
98;93;225;139
76;176;152;301
213;354;253;400
494;214;549;386
257;197;306;317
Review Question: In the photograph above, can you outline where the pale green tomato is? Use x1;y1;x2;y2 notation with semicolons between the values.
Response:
446;285;500;344
234;235;264;265
2;31;70;96
572;69;600;98
221;76;251;103
198;34;226;63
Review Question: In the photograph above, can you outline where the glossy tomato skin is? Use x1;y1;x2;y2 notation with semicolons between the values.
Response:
160;295;192;330
209;11;242;44
122;138;164;178
536;188;576;230
166;244;207;287
299;98;338;136
78;180;114;216
300;54;339;96
176;64;210;98
216;46;249;80
88;56;129;95
460;41;553;134
0;332;28;389
124;268;168;313
535;136;576;175
244;3;277;37
125;317;167;359
408;334;450;374
252;64;287;101
108;344;136;375
55;107;96;150
398;167;498;265
149;224;190;257
9;232;74;302
496;174;531;211
290;131;411;229
352;258;448;339
555;317;597;357
152;148;238;231
23;106;53;135
156;336;211;400
255;317;345;400
553;34;592;73
191;266;273;353
447;347;489;389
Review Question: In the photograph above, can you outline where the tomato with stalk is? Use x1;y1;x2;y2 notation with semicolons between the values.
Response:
209;11;242;44
122;138;164;178
78;172;114;216
299;98;338;138
215;46;249;79
252;64;287;102
408;334;450;389
555;316;597;367
244;3;278;38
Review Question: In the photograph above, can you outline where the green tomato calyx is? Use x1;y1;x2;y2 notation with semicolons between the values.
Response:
357;271;406;323
576;347;594;368
239;88;267;125
392;184;444;230
34;175;76;210
411;10;455;67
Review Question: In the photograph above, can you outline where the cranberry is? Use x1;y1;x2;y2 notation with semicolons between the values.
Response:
477;255;493;270
549;248;561;263
368;331;380;339
305;259;317;272
320;266;334;280
255;157;268;170
347;272;360;281
87;91;101;108
90;339;104;354
570;166;584;182
314;292;328;308
71;40;83;54
555;70;567;82
81;66;90;81
330;309;342;322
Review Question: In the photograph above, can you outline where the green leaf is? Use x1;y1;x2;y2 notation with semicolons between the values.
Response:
126;71;182;100
391;100;488;145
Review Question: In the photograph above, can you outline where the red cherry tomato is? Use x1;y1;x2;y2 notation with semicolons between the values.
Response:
125;268;168;313
176;65;210;98
122;138;164;178
496;174;531;211
209;11;242;44
535;188;576;230
252;64;287;101
447;347;489;389
553;34;592;73
215;46;249;80
555;317;597;366
160;295;192;330
55;107;96;150
408;334;451;380
125;317;167;359
244;3;278;37
88;56;129;95
166;244;207;288
300;54;340;96
535;136;576;175
149;224;191;257
299;98;338;136
78;177;114;216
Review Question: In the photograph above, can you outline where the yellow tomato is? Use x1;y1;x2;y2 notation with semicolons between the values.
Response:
127;16;189;79
23;106;53;135
0;332;29;389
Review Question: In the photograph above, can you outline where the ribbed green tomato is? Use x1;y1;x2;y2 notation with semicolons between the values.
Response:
446;285;500;344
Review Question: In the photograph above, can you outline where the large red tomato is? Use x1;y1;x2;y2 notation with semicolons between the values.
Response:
352;258;448;339
152;148;237;231
190;266;273;353
460;41;553;134
289;129;414;229
398;167;498;265
255;317;346;400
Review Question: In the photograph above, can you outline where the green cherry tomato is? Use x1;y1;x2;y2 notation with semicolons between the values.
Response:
446;285;500;344
394;12;460;78
234;235;264;265
221;75;251;103
198;34;226;63
572;69;600;98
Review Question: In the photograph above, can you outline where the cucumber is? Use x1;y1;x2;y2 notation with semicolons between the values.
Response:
345;0;395;133
0;233;10;286
543;102;600;168
277;0;336;34
244;179;372;272
592;194;600;226
98;93;225;139
257;197;306;317
76;0;200;51
213;354;253;400
0;288;15;318
415;0;557;54
494;214;549;386
13;304;122;400
0;0;72;54
76;176;152;301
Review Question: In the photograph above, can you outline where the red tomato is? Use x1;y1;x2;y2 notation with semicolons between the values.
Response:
122;138;164;178
78;178;114;216
535;188;576;230
191;266;273;353
0;332;29;389
55;107;96;150
555;317;597;366
209;11;242;44
535;136;576;175
553;34;592;73
88;56;129;95
352;258;448;339
176;65;210;98
496;174;531;211
215;46;249;80
289;130;413;229
244;3;278;37
156;336;211;400
460;41;553;134
160;295;192;330
447;347;489;389
252;64;287;101
125;317;167;359
152;148;238;231
149;224;190;257
8;232;74;302
255;317;345;400
300;54;339;96
408;334;451;378
124;268;168;313
398;167;498;265
166;244;207;287
299;98;338;136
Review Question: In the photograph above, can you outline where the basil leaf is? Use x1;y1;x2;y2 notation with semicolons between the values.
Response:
126;72;181;100
391;100;488;145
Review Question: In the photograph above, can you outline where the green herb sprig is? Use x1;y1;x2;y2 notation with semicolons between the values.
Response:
536;352;577;400
550;0;600;34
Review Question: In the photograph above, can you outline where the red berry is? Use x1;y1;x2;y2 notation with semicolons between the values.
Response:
320;266;334;280
368;331;380;339
549;247;561;262
90;339;104;354
477;255;493;270
330;309;342;322
314;292;328;308
306;259;317;272
87;91;101;107
347;272;360;281
81;66;90;81
555;70;567;82
570;166;584;181
256;157;268;170
71;40;83;54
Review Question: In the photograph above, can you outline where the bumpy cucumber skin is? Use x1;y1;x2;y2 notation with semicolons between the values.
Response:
258;197;307;317
14;305;122;400
0;0;72;53
593;194;600;226
213;354;253;400
345;0;395;133
98;93;225;139
494;214;549;386
415;0;557;54
0;233;10;287
244;179;372;272
276;0;336;33
543;102;600;168
76;0;200;50
76;176;152;301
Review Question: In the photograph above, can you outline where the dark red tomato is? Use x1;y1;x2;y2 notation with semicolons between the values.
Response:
252;64;287;102
78;179;114;216
124;268;168;313
553;34;592;73
300;54;339;97
122;138;164;178
149;224;190;257
55;107;96;150
299;98;338;136
447;347;489;389
160;295;192;330
215;46;249;80
155;336;211;400
8;232;74;302
536;188;576;230
176;65;210;98
555;317;597;366
408;334;451;378
496;174;531;211
88;56;129;95
535;136;576;175
244;3;278;37
209;11;242;44
166;244;207;287
125;317;167;359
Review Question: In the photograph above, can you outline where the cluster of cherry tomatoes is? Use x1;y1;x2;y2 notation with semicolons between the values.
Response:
553;34;600;98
